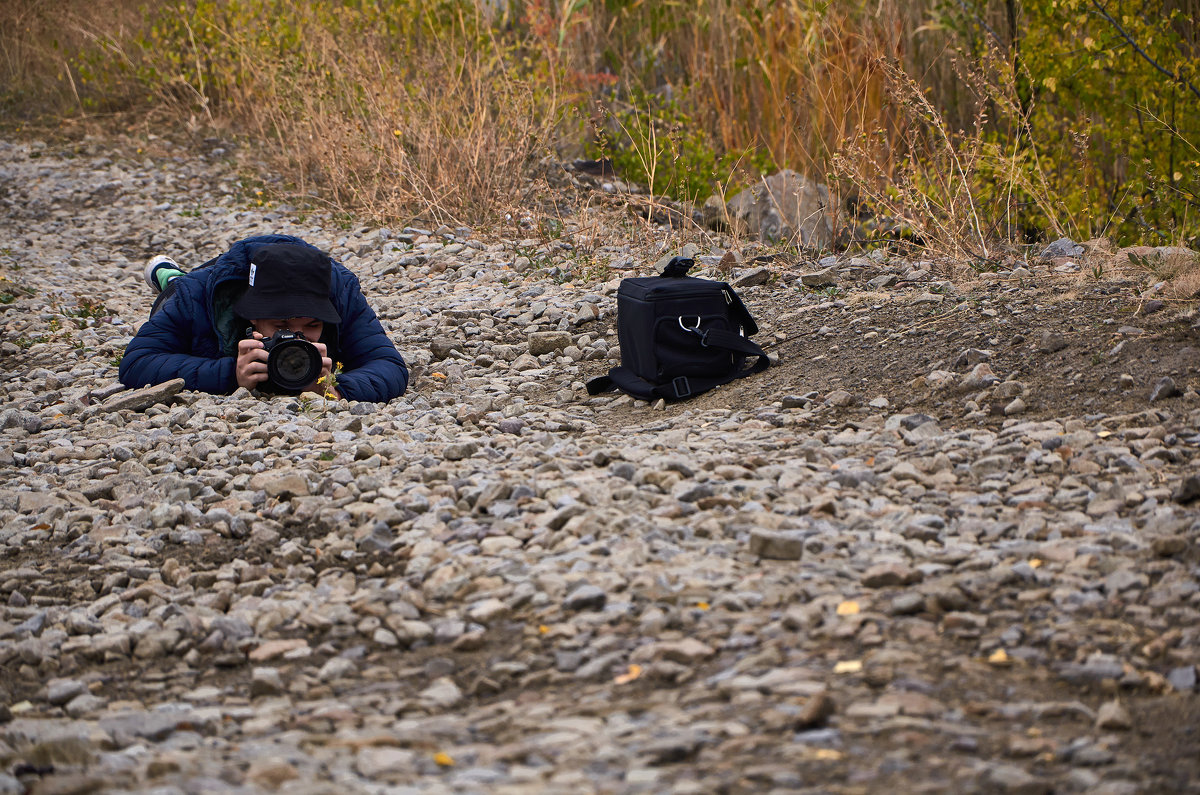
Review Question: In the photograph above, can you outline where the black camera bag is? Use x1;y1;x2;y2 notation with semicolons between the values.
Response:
586;257;771;402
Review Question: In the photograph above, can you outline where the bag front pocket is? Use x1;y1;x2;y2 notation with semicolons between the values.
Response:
653;313;736;379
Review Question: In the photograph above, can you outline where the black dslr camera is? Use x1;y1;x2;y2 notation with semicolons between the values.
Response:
250;328;323;392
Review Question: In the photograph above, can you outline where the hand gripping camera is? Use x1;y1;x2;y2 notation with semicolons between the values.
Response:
252;328;323;392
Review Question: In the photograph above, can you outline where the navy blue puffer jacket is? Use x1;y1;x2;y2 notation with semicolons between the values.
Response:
119;235;408;402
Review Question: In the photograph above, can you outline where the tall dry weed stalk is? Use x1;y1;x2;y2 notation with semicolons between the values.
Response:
833;57;993;261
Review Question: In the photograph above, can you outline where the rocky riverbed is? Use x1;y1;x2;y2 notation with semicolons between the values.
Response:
1;132;1199;794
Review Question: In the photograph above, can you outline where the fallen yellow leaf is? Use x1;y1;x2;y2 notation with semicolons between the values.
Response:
836;600;860;616
538;624;549;635
833;660;862;674
987;648;1011;666
614;664;643;685
431;372;447;380
1029;558;1042;569
812;748;844;761
695;601;710;610
433;751;454;767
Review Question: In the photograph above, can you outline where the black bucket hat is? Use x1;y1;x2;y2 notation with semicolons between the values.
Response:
233;244;341;324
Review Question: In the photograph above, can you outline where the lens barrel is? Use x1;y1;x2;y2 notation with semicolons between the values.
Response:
264;332;322;392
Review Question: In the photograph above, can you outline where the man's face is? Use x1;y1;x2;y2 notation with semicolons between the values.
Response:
252;317;323;343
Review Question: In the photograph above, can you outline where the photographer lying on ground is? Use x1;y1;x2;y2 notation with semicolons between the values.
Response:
119;235;408;402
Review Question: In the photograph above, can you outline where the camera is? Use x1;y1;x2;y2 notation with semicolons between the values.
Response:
256;329;323;392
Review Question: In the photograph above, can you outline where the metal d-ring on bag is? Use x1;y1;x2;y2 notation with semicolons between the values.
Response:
586;256;772;402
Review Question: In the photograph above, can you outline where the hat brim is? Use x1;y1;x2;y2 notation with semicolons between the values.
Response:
234;291;341;324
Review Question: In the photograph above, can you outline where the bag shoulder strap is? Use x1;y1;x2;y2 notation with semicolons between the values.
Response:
586;332;770;402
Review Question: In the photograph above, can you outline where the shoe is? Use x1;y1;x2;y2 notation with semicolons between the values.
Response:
143;255;185;293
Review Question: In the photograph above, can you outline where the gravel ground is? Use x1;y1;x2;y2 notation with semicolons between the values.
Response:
1;132;1199;794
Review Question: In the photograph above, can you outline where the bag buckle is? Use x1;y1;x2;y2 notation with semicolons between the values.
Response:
672;376;691;398
678;316;710;347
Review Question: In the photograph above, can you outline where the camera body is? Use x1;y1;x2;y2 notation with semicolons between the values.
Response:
255;329;323;393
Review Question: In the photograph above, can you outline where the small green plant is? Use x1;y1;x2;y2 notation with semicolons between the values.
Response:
968;258;1001;274
0;273;33;304
58;294;110;329
318;362;343;401
15;335;48;349
1090;262;1106;280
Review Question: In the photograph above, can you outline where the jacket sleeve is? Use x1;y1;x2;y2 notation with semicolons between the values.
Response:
332;270;408;402
119;283;237;394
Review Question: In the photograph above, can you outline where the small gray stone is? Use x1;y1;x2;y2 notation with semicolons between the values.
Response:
825;389;854;407
528;331;572;355
249;470;310;499
64;693;106;718
732;266;771;288
748;529;805;560
889;592;925;615
1004;397;1027;416
1174;474;1200;504
1167;665;1197;692
97;377;186;413
1149;376;1180;402
1039;237;1084;259
429;337;461;359
1038;331;1068;353
900;413;938;430
1095;700;1132;730
444;440;480;460
981;762;1051;794
251;667;286;697
418;676;463;709
861;562;918;588
800;267;837;287
318;657;358;682
497;418;525;434
959;363;999;392
45;678;87;706
563;584;607;611
781;394;816;408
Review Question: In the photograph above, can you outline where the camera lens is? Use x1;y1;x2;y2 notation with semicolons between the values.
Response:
275;345;314;382
266;337;322;392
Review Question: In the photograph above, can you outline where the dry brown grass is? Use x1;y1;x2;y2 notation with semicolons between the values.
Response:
1118;246;1200;299
245;29;566;227
0;0;144;118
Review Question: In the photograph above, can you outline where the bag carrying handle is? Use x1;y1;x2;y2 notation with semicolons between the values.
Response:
659;256;694;278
